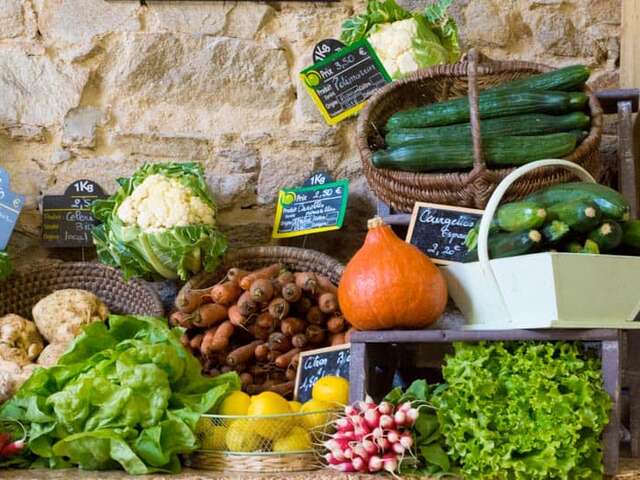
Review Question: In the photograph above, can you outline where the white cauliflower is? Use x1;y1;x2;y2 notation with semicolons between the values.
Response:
117;174;215;232
367;18;421;78
0;314;44;366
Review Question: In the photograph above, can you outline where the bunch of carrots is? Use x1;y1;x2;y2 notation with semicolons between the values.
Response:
172;264;352;397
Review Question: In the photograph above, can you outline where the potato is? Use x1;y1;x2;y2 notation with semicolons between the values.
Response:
0;314;44;365
33;289;109;344
37;343;69;367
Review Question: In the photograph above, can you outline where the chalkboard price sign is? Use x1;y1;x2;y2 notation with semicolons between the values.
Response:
406;202;483;265
300;39;391;125
272;175;349;239
0;168;24;251
294;344;350;403
42;180;107;248
312;39;345;63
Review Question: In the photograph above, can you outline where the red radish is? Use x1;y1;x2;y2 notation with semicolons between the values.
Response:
337;462;356;472
353;444;369;460
352;456;367;472
398;401;413;413
376;437;391;450
382;453;398;473
0;433;10;451
343;447;353;459
325;438;350;451
362;439;378;455
392;442;405;455
400;432;414;450
387;430;400;444
324;453;342;465
378;401;394;415
0;439;24;457
336;417;353;431
332;449;346;462
372;427;384;439
406;408;419;425
364;408;380;429
344;405;357;416
369;455;383;472
380;414;395;429
394;409;407;426
354;425;370;439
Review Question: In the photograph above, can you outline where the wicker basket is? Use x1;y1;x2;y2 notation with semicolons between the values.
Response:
357;49;604;212
0;260;164;318
179;246;344;294
185;411;338;472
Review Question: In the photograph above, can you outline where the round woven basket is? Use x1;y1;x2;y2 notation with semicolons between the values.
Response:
184;451;319;473
0;260;164;319
357;50;604;212
179;246;344;294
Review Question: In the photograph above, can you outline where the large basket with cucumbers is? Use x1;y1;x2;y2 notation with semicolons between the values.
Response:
357;49;604;211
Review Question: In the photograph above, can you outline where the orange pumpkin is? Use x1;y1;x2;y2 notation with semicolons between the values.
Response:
338;217;447;330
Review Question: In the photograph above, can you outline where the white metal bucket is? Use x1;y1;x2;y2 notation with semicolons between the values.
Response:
442;159;640;329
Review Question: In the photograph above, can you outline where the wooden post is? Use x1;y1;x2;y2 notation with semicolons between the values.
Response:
601;339;621;476
621;0;640;88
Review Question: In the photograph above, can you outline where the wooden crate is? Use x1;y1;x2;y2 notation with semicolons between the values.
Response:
348;328;639;477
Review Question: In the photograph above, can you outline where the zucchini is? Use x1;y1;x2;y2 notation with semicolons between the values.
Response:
588;221;623;252
622;220;640;249
564;240;583;253
525;182;631;222
542;220;570;243
582;239;601;254
384;112;590;148
568;92;589;110
386;91;574;130
463;229;542;262
489;65;590;93
496;201;547;232
372;133;577;172
464;220;500;251
547;199;602;233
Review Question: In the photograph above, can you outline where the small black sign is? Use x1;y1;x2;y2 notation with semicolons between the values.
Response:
312;38;345;63
42;180;107;248
272;175;349;239
0;168;24;251
406;202;483;264
300;39;391;125
294;344;350;403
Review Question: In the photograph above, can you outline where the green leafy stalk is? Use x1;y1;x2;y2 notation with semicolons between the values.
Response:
0;251;12;280
0;315;240;474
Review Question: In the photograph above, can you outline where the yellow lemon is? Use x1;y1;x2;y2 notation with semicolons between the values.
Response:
195;419;227;450
300;399;333;431
219;390;251;416
225;419;261;452
272;426;313;453
312;376;349;406
248;392;292;440
288;401;302;413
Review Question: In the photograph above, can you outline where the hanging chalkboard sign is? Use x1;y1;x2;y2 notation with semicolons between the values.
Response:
294;344;351;403
300;39;390;125
42;180;107;248
406;202;484;265
272;174;349;239
0;168;24;251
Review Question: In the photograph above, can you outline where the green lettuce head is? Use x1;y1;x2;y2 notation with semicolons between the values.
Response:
341;0;460;80
91;162;227;281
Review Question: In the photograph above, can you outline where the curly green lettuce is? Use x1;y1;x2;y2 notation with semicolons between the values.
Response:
91;162;227;281
0;315;239;474
433;342;611;480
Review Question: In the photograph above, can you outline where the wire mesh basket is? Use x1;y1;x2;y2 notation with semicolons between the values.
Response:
185;410;339;472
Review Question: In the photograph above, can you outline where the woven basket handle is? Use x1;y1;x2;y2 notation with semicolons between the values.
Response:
467;49;484;169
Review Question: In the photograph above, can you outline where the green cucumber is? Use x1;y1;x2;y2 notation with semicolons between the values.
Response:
526;182;631;222
489;65;590;93
582;239;601;254
463;229;542;262
384;112;591;147
542;220;570;243
386;91;574;130
372;133;577;172
547;199;602;233
568;92;589;110
622;220;640;249
587;221;623;252
496;201;547;232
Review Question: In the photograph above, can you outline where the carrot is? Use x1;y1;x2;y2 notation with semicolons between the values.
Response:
201;321;234;354
240;372;253;388
330;332;346;346
255;343;270;361
268;297;289;320
171;311;191;328
210;281;242;305
207;368;221;377
250;278;274;303
268;332;292;352
295;297;313;315
291;333;308;349
239;263;282;290
192;303;228;328
306;306;324;325
282;283;302;302
281;317;305;336
228;267;250;284
318;292;338;314
228;305;249;328
285;367;296;381
305;324;325;345
327;316;345;334
275;348;301;368
256;312;276;331
277;271;295;286
220;365;233;373
266;381;295;397
246;379;275;395
295;272;318;293
316;275;338;295
227;340;263;367
249;323;271;341
237;291;258;316
180;333;191;349
190;334;204;350
176;288;208;313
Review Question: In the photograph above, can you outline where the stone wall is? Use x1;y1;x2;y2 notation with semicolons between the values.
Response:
0;0;620;266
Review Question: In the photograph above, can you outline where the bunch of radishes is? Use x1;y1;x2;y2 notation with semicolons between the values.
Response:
323;397;419;474
0;430;24;460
